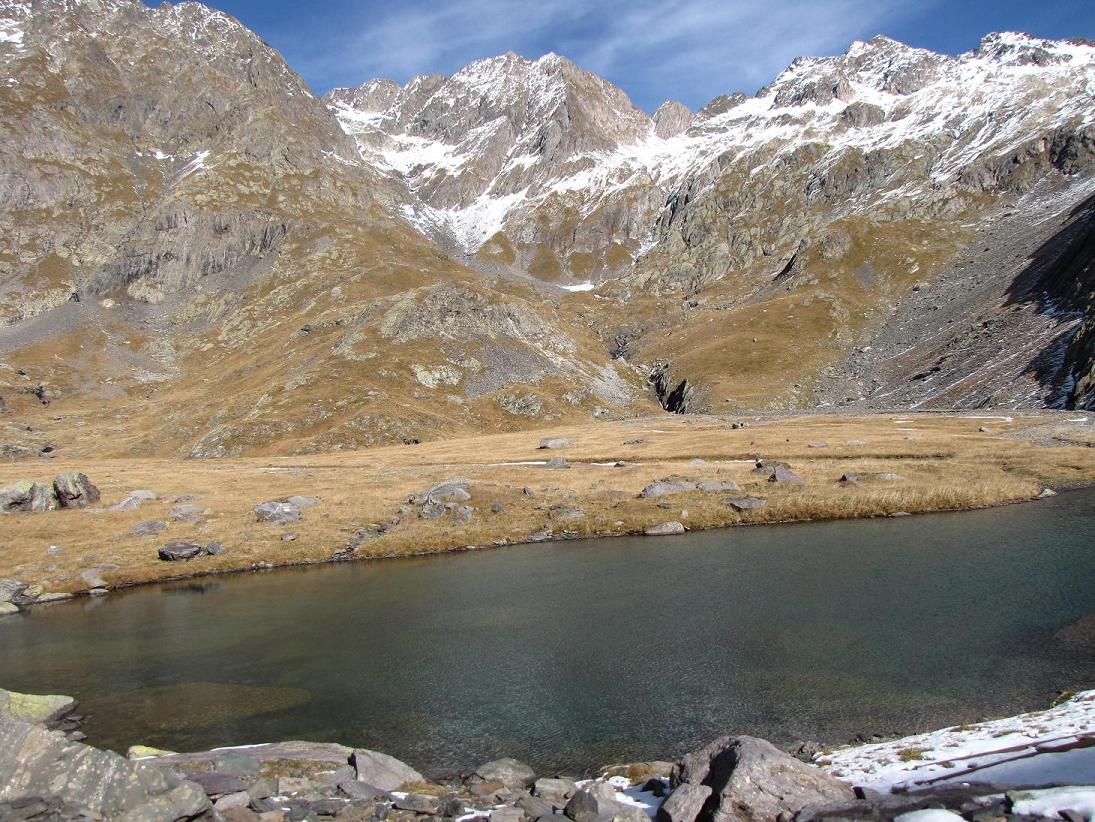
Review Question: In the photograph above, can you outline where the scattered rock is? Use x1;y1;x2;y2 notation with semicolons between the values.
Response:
53;472;100;509
281;532;298;541
697;479;740;493
112;490;157;511
1038;487;1058;498
549;505;586;522
724;496;767;512
171;503;206;524
640;480;696;499
544;456;570;469
768;466;804;484
646;521;686;536
79;568;107;589
839;472;859;484
254;500;302;524
284;495;321;507
158;541;218;561
132;520;168;537
538;438;571;449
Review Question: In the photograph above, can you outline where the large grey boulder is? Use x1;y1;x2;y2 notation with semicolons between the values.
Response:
352;748;424;791
0;480;56;513
535;777;578;803
672;735;854;822
254;500;302;524
53;472;100;508
539;438;571;449
656;783;713;822
640;480;697;499
0;716;210;819
768;466;804;485
158;541;214;561
469;757;536;789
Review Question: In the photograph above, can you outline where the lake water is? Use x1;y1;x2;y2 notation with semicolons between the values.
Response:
2;491;1094;777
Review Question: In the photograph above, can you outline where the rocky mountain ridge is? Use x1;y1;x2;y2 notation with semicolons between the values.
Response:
0;0;1093;462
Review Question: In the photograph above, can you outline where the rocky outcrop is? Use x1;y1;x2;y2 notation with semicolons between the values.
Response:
0;716;210;820
670;735;855;822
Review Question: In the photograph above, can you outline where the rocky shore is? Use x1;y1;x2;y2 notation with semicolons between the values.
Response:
1;688;1093;822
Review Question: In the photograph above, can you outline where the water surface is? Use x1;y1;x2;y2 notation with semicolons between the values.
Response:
2;491;1093;776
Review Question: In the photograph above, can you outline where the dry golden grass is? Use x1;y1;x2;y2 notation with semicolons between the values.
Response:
1;411;1092;596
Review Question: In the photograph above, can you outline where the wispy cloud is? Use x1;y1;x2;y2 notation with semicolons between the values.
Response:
277;0;938;110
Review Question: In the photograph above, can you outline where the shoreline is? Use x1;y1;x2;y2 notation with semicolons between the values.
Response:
10;483;1092;607
2;687;1093;821
2;412;1094;608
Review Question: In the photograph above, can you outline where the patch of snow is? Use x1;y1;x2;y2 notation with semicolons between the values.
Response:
894;811;965;822
561;282;596;292
819;690;1095;793
1008;786;1095;819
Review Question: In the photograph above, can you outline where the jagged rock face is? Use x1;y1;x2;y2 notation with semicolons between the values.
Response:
0;0;404;325
329;34;1094;299
327;52;662;283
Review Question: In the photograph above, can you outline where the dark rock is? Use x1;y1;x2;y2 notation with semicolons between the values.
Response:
642;778;668;798
656;783;711;822
53;472;100;509
311;797;349;816
158;541;209;561
439;797;467;817
672;735;854;822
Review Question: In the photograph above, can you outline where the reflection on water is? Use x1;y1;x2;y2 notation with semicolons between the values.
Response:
1;490;1093;776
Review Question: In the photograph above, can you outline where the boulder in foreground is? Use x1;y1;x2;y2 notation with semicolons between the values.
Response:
671;735;854;822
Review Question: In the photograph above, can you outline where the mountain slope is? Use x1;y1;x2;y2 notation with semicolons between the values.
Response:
0;0;650;459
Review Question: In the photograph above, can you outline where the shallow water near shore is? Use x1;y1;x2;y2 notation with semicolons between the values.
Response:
2;490;1094;776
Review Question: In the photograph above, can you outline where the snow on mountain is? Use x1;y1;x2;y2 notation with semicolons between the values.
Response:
328;33;1095;287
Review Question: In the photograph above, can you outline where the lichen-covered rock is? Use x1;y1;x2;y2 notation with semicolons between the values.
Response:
0;716;209;819
53;472;100;509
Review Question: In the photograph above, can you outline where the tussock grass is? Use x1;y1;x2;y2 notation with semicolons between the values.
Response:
0;412;1091;595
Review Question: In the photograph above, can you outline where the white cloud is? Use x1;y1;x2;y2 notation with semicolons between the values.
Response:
290;0;938;110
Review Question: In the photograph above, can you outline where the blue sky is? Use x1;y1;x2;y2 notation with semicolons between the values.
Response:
152;0;1095;111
